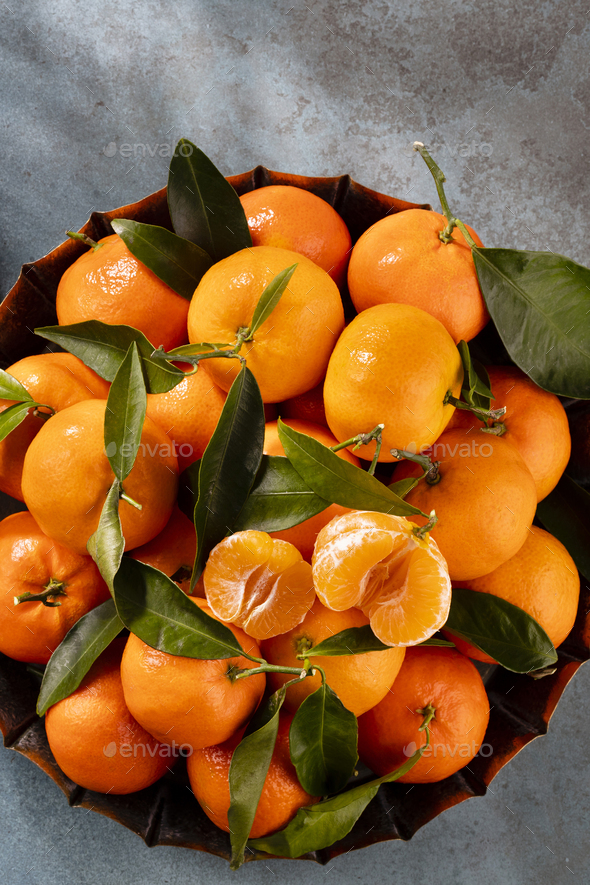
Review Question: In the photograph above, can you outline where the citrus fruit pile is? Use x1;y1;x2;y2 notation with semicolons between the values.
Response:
0;139;588;868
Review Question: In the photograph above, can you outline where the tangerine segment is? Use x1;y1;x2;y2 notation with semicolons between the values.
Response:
204;530;316;640
312;511;451;647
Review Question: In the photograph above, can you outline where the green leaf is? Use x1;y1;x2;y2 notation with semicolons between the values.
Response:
457;340;493;410
537;474;590;581
104;342;147;482
87;479;125;593
472;247;590;399
388;475;424;499
235;456;329;533
302;625;453;658
0;368;33;402
113;556;247;660
111;218;213;301
36;599;123;716
289;684;357;796
249;738;426;859
444;587;557;673
167;139;252;261
471;359;492;411
0;401;37;443
177;459;201;522
277;419;425;518
247;265;298;338
228;686;286;870
191;366;265;587
35;321;184;393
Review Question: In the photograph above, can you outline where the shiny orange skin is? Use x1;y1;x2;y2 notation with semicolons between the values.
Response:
324;303;464;461
145;368;226;472
394;429;537;581
358;646;490;783
0;511;110;665
56;234;190;351
445;365;571;502
187;713;318;838
187;246;345;403
129;504;196;591
348;209;488;343
263;418;359;561
445;526;580;663
261;598;406;717
45;639;169;794
120;603;265;750
0;353;110;501
21;399;178;556
279;382;327;426
240;185;352;289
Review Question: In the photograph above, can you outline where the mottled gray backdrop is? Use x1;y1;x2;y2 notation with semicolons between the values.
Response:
1;1;589;883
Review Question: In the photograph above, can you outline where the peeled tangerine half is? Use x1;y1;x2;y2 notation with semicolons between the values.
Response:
312;511;451;647
203;530;316;640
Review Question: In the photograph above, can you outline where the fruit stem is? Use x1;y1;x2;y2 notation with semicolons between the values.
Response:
120;490;142;511
480;420;508;437
14;578;67;608
32;404;56;419
417;702;436;731
444;392;507;424
390;449;441;486
412;143;478;248
151;346;246;373
331;424;384;474
66;231;103;251
413;510;438;540
232;663;310;681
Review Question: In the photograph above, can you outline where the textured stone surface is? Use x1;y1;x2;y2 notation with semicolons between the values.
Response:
1;0;589;882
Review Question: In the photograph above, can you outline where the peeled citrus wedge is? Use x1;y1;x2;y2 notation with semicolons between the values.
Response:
203;530;316;640
312;511;451;647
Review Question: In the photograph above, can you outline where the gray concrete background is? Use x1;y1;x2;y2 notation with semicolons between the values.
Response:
1;1;589;883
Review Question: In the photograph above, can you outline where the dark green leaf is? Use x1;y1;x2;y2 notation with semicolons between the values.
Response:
111;218;213;301
228;687;286;870
113;556;248;660
87;479;125;592
235;455;329;532
471;359;492;411
290;684;357;796
444;587;557;673
472;247;590;399
248;265;298;338
0;401;37;443
104;342;146;482
388;475;423;499
277;419;425;518
191;366;265;587
168;139;252;261
177;460;201;522
457;340;493;409
36;599;123;716
303;625;453;658
35;321;184;393
0;368;33;402
537;474;590;581
249;739;426;858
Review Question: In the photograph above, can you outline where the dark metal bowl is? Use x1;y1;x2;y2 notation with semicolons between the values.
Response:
0;168;588;865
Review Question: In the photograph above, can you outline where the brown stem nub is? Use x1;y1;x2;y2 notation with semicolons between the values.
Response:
15;579;67;608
